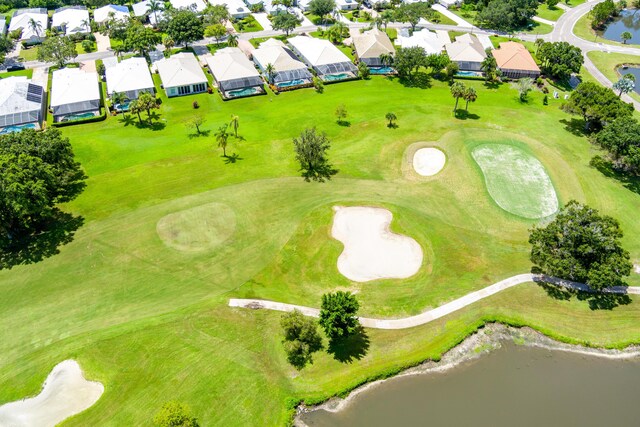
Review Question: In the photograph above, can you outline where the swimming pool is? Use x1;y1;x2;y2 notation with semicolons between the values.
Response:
456;70;483;77
323;73;350;82
227;87;260;98
114;102;131;112
370;67;394;75
0;123;37;134
276;79;306;88
60;112;98;122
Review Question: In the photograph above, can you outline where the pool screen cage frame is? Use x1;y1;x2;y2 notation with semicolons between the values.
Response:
314;62;358;76
219;76;264;92
271;68;313;84
52;99;100;118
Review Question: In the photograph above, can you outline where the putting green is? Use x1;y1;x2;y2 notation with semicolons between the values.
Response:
471;144;559;219
156;202;236;252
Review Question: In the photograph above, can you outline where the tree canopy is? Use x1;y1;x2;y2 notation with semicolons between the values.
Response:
318;291;360;341
308;0;335;23
561;82;634;131
589;0;617;29
394;46;427;79
0;129;86;248
124;21;161;57
537;42;583;81
529;201;632;290
271;12;300;36
292;128;337;182
0;35;16;64
593;116;640;174
37;36;77;68
475;0;538;31
393;2;435;31
280;309;323;369
153;401;200;427
166;9;204;47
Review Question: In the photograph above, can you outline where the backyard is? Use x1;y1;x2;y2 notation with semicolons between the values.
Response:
0;73;639;427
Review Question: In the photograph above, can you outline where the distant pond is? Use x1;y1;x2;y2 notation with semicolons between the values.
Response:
599;9;640;44
616;66;640;94
300;341;640;427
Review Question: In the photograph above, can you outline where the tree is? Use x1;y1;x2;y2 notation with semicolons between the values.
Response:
385;111;397;127
129;99;143;123
561;82;634;131
394;46;427;79
202;4;230;25
445;61;459;81
136;92;159;121
589;0;617;29
147;0;164;28
335;104;347;124
0;129;86;249
111;92;128;116
124;22;161;57
187;115;206;134
28;17;43;38
534;38;544;55
37;36;77;68
229;114;239;137
537;42;583;81
426;53;450;76
327;22;348;44
476;0;539;32
529;201;632;290
280;310;323;369
450;81;466;112
357;61;370;79
0;35;16;64
265;63;276;83
318;291;360;341
166;9;204;47
292;128;337;182
394;2;434;32
271;12;300;36
153;401;199;427
512;77;534;101
379;52;394;67
215;124;230;157
481;51;498;81
621;31;633;44
463;86;477;111
308;0;336;24
227;33;239;47
613;76;635;97
593;116;640;173
205;23;227;46
162;35;175;50
546;0;559;7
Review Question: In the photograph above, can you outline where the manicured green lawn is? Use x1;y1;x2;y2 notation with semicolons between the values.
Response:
431;11;458;26
587;51;640;102
1;72;640;427
18;46;39;61
232;15;264;33
0;68;33;79
536;4;565;21
573;13;636;46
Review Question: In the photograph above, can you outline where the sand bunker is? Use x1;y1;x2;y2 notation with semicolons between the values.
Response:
331;206;423;282
0;360;103;427
412;147;446;176
157;202;236;252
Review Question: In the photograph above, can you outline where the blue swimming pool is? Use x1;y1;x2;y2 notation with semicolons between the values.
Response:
227;87;260;97
456;70;483;77
114;102;130;112
61;112;98;122
276;79;306;88
370;67;394;75
323;73;350;82
0;123;37;134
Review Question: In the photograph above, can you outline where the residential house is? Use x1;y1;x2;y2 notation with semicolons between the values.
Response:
288;35;357;82
207;47;264;98
106;57;155;101
445;33;486;72
336;0;358;10
132;0;164;26
252;38;312;88
156;52;208;97
93;5;130;24
169;0;207;12
50;68;101;122
8;9;48;43
395;29;444;55
492;41;541;79
52;6;90;36
352;28;395;69
0;76;45;132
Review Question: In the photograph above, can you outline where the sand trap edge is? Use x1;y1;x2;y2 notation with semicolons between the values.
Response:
402;142;447;181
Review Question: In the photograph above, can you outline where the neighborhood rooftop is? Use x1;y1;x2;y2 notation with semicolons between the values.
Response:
288;35;357;75
352;28;395;67
9;8;48;41
207;47;262;91
156;52;208;88
252;39;312;84
105;57;155;98
0;77;44;128
93;4;130;23
50;68;100;117
52;6;90;36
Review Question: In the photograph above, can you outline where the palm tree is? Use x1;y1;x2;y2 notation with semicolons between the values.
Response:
385;112;397;127
450;82;466;113
215;124;230;157
534;38;544;55
163;36;175;51
227;33;239;47
481;55;497;81
621;31;633;44
513;78;534;102
147;0;164;29
28;17;43;39
463;87;477;111
265;63;276;84
327;22;348;44
229;115;239;137
379;53;394;67
112;92;128;116
82;18;91;33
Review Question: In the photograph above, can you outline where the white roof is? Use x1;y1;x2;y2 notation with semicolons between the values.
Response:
170;0;207;11
93;5;130;24
50;68;100;108
445;33;486;63
132;0;164;24
206;47;260;83
352;28;395;59
288;36;352;67
8;9;48;40
208;0;249;17
0;77;43;116
396;29;445;55
52;7;90;36
106;57;154;95
253;43;308;73
156;52;207;87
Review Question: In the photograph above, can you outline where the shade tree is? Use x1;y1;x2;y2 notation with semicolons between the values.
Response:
280;309;323;369
292;127;337;182
318;291;360;341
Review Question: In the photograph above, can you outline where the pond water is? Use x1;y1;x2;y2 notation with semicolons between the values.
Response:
616;66;640;94
599;9;640;44
300;341;640;427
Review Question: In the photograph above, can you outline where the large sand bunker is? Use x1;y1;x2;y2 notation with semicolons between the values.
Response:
0;360;103;427
157;202;236;252
472;144;559;219
413;147;446;176
331;206;423;282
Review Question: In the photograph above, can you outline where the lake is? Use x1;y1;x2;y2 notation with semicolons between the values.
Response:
617;66;640;94
300;341;640;427
599;9;640;44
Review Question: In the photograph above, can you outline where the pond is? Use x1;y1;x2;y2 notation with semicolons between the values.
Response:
616;66;640;94
599;9;640;44
300;340;640;427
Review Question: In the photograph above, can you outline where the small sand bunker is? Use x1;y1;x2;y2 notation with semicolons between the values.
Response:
0;360;103;427
413;147;446;176
157;202;236;252
635;264;640;274
331;206;423;282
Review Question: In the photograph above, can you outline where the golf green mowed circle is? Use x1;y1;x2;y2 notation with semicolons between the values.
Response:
471;144;559;219
156;202;236;252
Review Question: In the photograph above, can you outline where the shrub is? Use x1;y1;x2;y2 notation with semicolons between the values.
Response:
192;100;199;109
313;76;324;93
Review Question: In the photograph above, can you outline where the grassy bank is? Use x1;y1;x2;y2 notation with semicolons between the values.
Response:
587;51;640;102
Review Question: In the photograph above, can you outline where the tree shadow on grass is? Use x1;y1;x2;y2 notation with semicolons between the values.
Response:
0;210;84;270
483;80;502;90
135;119;166;131
327;326;370;363
223;153;243;164
118;115;136;127
187;130;211;139
336;120;351;127
589;155;640;195
454;110;480;120
390;72;431;89
534;275;632;311
559;118;588;138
